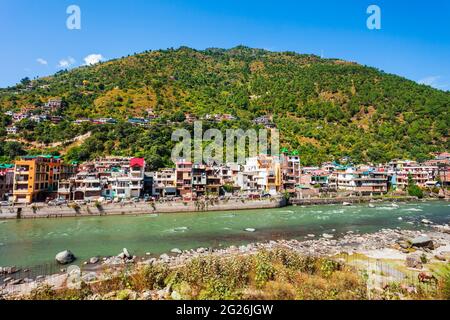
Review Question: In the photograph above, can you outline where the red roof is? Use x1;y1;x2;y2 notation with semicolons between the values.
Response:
130;158;145;167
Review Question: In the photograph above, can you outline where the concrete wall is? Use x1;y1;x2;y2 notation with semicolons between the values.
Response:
0;198;287;220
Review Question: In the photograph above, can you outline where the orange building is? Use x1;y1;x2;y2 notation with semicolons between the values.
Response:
13;155;76;203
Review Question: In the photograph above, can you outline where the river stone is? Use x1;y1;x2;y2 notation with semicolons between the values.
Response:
171;248;182;254
406;254;422;269
82;272;97;282
10;278;23;285
245;228;256;232
89;256;100;264
159;254;170;262
108;256;123;266
0;267;17;275
398;240;411;249
410;236;434;249
55;250;76;264
123;248;131;259
434;254;446;261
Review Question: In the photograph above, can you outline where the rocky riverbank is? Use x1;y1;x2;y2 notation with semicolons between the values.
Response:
2;219;449;299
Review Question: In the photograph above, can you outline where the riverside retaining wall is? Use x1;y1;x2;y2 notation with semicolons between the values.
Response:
0;198;287;220
289;196;420;206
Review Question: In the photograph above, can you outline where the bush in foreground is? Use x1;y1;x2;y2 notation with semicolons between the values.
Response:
23;249;449;300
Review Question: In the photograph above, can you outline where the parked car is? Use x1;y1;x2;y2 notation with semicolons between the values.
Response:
0;201;12;207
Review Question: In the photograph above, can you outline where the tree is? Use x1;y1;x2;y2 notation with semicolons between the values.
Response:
407;173;424;199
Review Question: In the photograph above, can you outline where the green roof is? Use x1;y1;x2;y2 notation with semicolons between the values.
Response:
291;150;299;156
281;147;289;153
0;164;14;169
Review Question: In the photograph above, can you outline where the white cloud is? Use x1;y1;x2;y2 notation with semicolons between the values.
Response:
36;58;48;65
58;57;76;68
83;54;104;66
418;75;449;90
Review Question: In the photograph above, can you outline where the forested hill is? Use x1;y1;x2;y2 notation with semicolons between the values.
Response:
0;46;448;167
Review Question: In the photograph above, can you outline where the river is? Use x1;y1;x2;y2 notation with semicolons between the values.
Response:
0;201;449;267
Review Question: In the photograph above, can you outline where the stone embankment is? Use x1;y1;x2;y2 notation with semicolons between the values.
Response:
289;195;421;206
0;197;287;220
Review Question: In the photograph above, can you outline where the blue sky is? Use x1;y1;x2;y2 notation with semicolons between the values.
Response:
0;0;449;90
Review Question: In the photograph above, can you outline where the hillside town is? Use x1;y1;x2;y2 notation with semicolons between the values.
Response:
0;151;448;205
3;96;262;136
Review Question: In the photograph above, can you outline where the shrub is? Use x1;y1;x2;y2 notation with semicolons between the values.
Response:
254;252;276;288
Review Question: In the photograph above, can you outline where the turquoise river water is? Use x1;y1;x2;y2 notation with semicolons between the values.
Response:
0;201;449;267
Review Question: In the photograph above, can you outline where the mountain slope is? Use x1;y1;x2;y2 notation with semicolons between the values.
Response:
0;46;448;166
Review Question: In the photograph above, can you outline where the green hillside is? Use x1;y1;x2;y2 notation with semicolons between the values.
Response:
0;46;448;167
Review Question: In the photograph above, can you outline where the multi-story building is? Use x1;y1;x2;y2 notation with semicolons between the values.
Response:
13;155;76;203
6;126;18;135
328;166;356;191
280;149;301;193
0;164;14;201
192;164;207;197
206;165;222;195
153;169;177;197
176;160;193;198
43;98;63;113
388;161;438;190
310;170;329;188
58;157;145;201
238;155;282;195
219;163;241;193
353;170;389;195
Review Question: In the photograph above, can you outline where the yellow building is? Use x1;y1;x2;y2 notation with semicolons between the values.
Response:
13;156;76;203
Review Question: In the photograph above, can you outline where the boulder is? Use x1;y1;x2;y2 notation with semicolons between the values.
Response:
55;250;76;265
81;272;98;282
435;254;447;262
0;267;18;275
107;256;123;266
410;236;434;249
89;256;100;264
10;278;23;285
398;240;411;249
122;248;131;259
406;254;423;269
171;248;182;254
159;254;170;262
